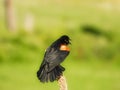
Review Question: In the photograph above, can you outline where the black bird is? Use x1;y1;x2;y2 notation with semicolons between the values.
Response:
37;35;71;83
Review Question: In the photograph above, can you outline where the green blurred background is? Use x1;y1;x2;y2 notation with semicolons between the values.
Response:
0;0;120;90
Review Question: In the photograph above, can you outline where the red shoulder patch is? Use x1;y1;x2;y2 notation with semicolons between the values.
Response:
60;44;70;51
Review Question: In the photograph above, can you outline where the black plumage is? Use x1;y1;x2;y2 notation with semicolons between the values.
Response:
37;35;71;82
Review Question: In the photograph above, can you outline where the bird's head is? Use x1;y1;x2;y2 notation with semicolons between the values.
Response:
59;35;71;45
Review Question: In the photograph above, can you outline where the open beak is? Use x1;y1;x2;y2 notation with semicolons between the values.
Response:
69;38;71;44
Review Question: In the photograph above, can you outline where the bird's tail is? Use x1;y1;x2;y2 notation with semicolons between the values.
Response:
37;65;65;83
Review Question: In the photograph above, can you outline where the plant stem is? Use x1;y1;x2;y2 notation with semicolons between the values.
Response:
58;75;68;90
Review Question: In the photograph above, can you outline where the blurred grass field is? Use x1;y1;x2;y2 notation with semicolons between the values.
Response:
0;62;120;90
0;0;120;90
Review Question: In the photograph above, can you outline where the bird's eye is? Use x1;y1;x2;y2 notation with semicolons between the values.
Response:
65;39;67;42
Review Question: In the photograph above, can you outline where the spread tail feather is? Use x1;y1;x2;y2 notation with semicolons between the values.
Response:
37;65;65;82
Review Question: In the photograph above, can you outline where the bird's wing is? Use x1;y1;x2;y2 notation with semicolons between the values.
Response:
43;47;69;72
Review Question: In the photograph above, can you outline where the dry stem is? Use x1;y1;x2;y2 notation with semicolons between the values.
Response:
58;75;68;90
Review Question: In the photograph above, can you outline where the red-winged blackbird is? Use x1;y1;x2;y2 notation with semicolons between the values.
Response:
37;35;71;83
